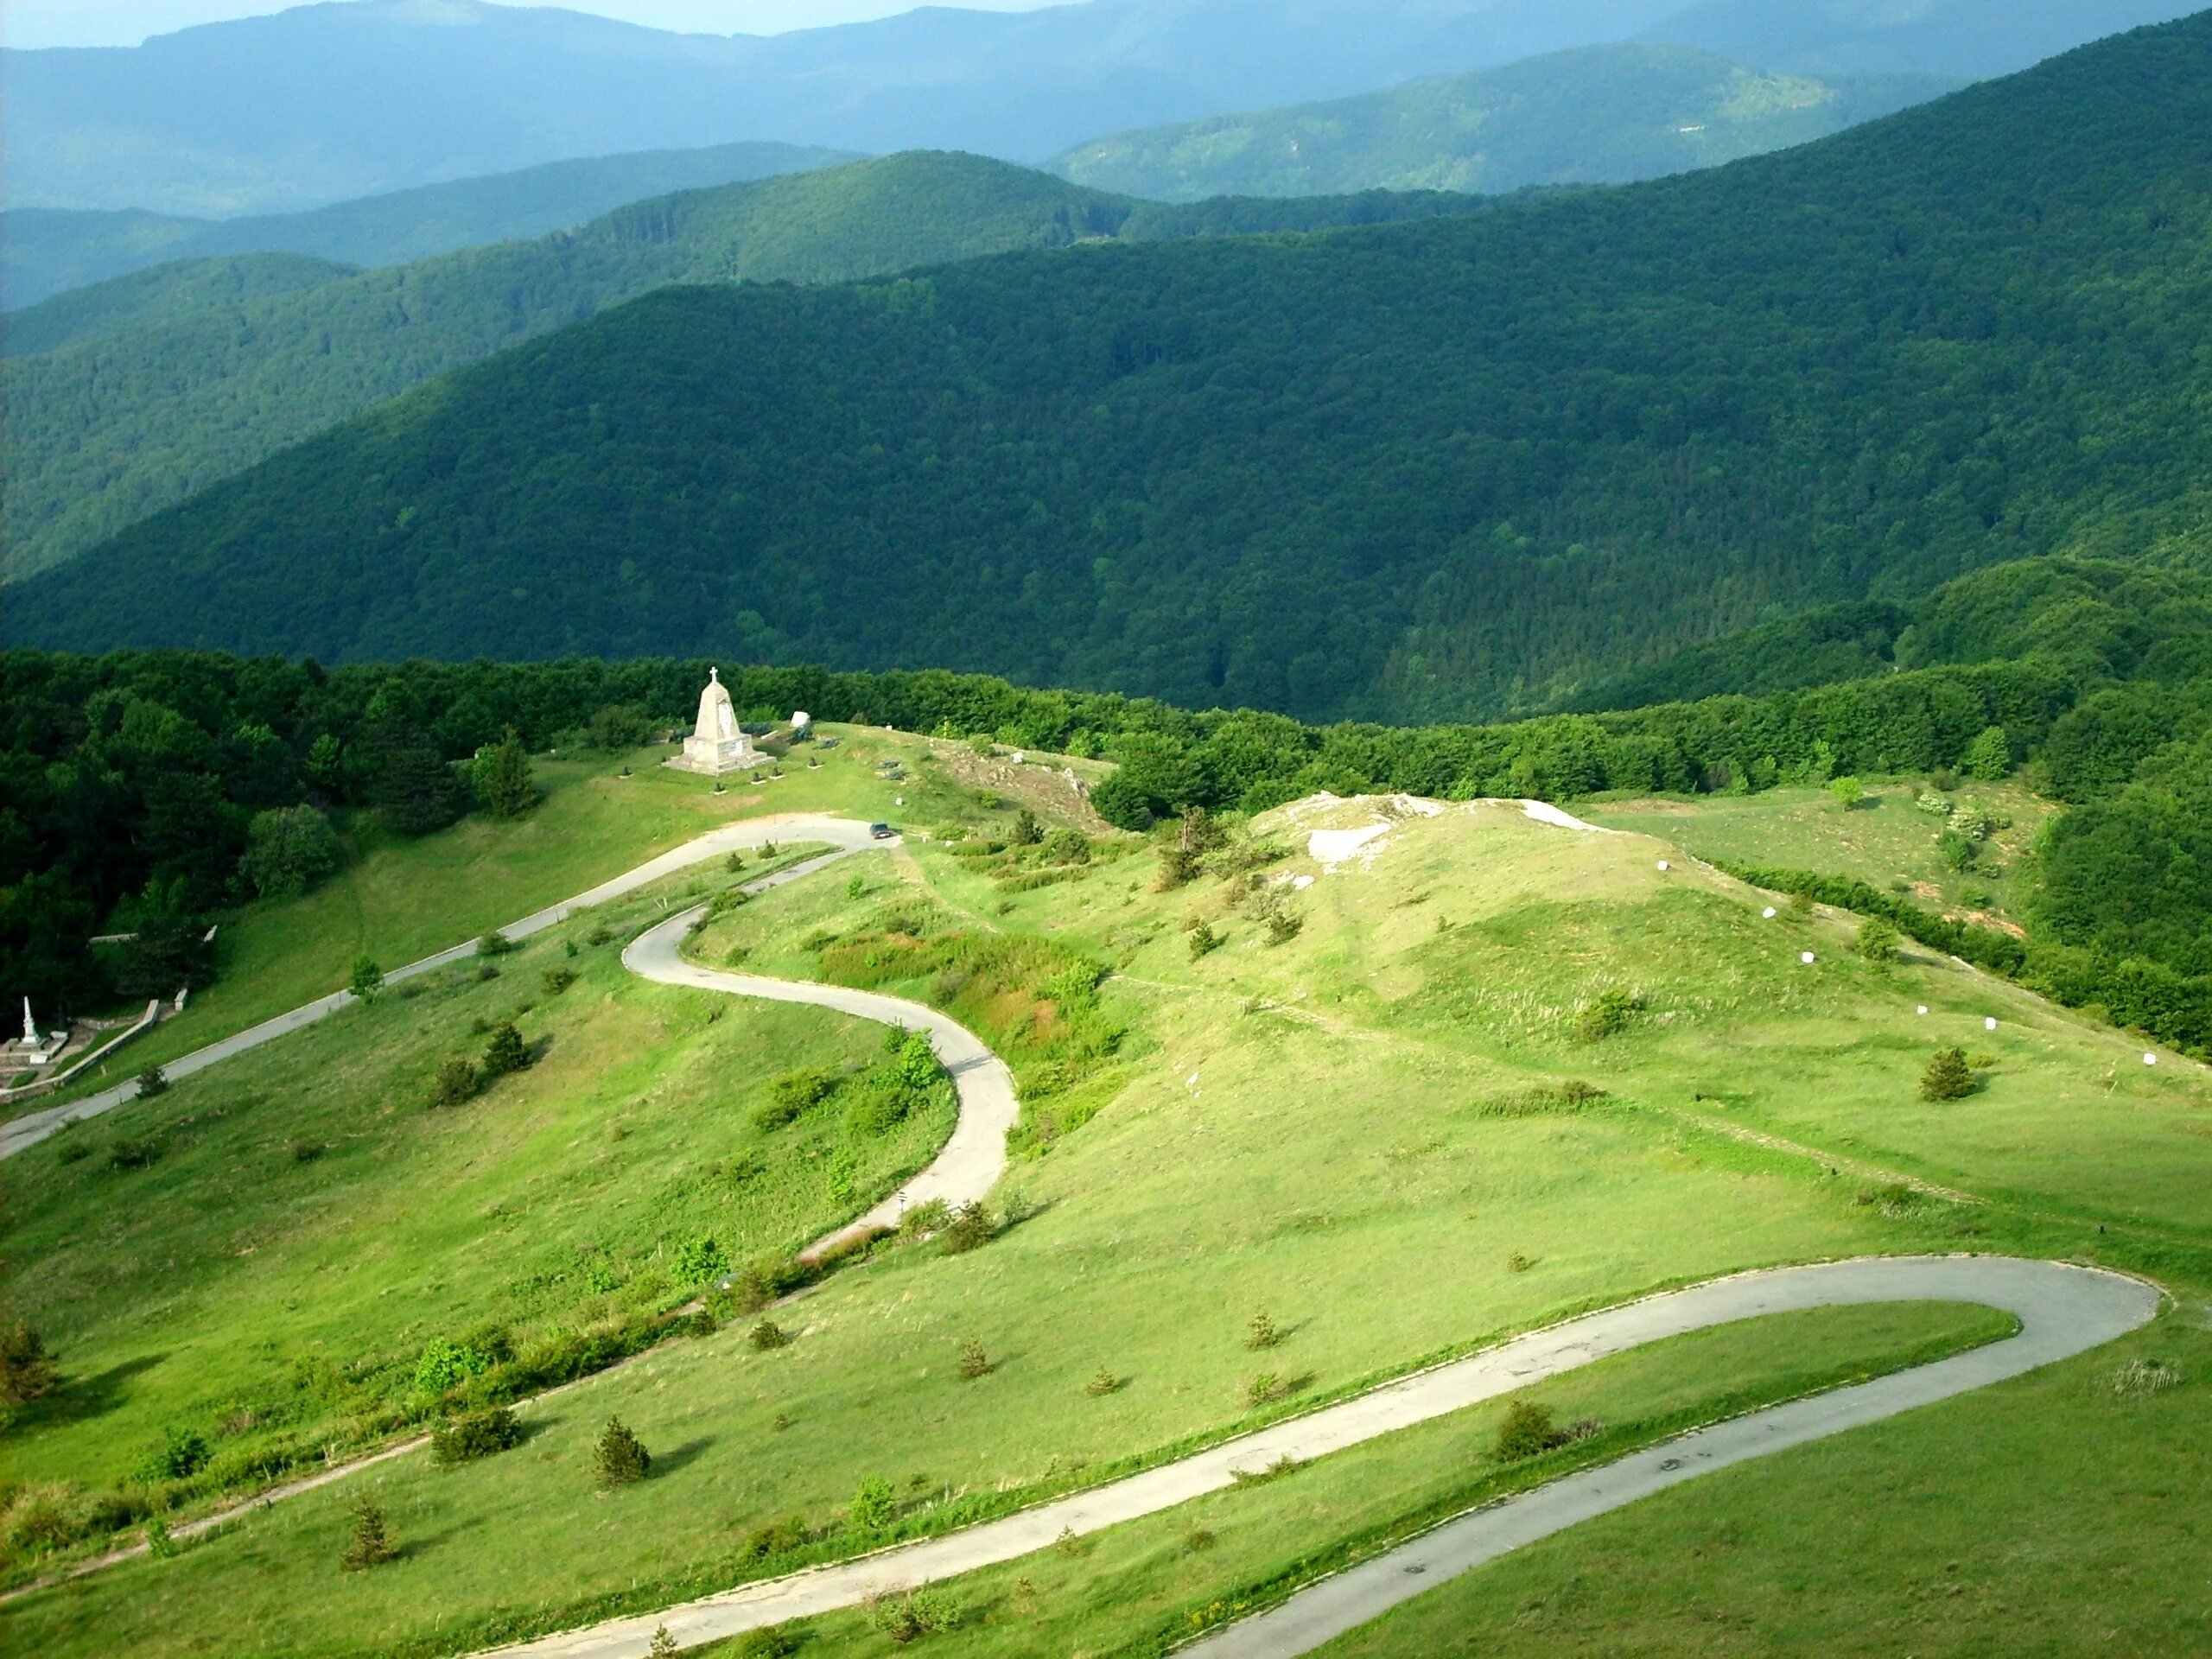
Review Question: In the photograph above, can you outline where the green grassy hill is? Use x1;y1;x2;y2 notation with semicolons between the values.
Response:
0;151;1483;584
9;760;2209;1655
1051;42;1949;200
0;141;855;309
13;15;2212;719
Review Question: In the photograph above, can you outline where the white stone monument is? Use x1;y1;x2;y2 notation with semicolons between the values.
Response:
665;669;762;777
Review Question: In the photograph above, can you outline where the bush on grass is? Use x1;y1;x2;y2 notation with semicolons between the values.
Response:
430;1406;522;1465
1494;1400;1569;1461
594;1417;651;1489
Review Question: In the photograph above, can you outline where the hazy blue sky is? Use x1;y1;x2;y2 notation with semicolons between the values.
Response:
4;0;1066;49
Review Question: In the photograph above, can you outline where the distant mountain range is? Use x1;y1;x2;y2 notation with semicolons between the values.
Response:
11;13;2212;724
1;153;1486;581
6;0;2198;215
1052;42;1951;200
1;142;855;308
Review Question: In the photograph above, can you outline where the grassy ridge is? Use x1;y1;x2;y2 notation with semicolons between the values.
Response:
1052;42;1946;200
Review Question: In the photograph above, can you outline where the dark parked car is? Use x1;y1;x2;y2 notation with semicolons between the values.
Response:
869;823;896;840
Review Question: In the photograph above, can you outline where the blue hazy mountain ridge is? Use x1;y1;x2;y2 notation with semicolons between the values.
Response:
10;13;2212;724
1051;41;1953;200
1649;0;2206;79
0;0;1696;213
0;142;857;308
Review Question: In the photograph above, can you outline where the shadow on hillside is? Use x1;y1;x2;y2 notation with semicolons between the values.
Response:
652;1436;715;1478
22;1351;167;1427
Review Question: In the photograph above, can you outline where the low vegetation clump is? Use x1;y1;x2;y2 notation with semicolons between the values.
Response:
747;1319;791;1352
428;1055;479;1108
868;1586;962;1643
430;1406;522;1465
1493;1400;1571;1461
2106;1358;2184;1399
1573;988;1646;1041
340;1498;396;1571
940;1202;997;1255
134;1065;168;1099
957;1337;993;1380
1085;1367;1123;1396
480;1020;529;1078
1245;1310;1281;1351
1921;1046;1980;1101
593;1417;651;1489
1856;918;1903;962
1474;1080;1607;1117
0;1322;59;1408
1187;920;1223;960
847;1477;899;1534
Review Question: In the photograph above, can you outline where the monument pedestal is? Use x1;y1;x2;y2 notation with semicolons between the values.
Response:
664;668;763;777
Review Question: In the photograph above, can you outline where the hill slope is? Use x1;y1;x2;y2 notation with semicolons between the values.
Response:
1052;41;1949;200
12;16;2212;721
0;153;1485;582
3;252;354;355
1651;0;2205;78
0;141;856;309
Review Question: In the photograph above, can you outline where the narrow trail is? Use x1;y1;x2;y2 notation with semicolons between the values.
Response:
484;1257;2157;1659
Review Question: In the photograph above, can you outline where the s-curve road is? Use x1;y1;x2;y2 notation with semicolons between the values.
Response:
1;814;891;1160
479;1255;2158;1659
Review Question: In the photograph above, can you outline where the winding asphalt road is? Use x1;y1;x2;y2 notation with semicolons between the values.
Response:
482;1256;2157;1659
0;813;892;1160
623;908;1018;1260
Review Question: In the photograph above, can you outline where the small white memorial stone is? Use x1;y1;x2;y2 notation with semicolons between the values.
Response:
1763;906;1777;918
1801;951;1817;964
2145;1053;2158;1066
1656;860;1670;872
1917;1005;1929;1015
1985;1017;1999;1032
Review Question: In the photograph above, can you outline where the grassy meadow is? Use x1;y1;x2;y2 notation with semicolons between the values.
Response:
6;774;2209;1656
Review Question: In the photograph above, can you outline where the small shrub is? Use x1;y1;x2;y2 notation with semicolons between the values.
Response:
1245;1310;1281;1351
347;956;384;998
480;1021;528;1077
106;1136;162;1171
1011;809;1043;846
414;1337;493;1394
1920;1046;1978;1101
134;1426;211;1483
1507;1251;1532;1273
649;1627;679;1659
1054;1525;1091;1557
747;1319;791;1352
734;1628;801;1658
1085;1367;1122;1396
340;1497;396;1570
899;1198;952;1237
0;1322;59;1407
2106;1358;2183;1399
1827;775;1863;810
1187;920;1222;961
1939;830;1980;873
1156;845;1197;890
288;1138;325;1163
144;1514;177;1558
540;966;577;996
673;1236;728;1287
1243;1372;1286;1408
957;1337;992;1380
755;1066;838;1130
847;1476;899;1533
135;1065;169;1099
940;1203;996;1255
474;963;501;983
586;923;614;947
1573;988;1645;1041
869;1586;962;1643
1856;918;1902;962
1915;790;1955;817
429;1056;479;1108
740;1516;810;1561
476;931;517;957
1263;905;1305;945
430;1406;522;1465
1185;1528;1217;1553
1493;1400;1568;1461
594;1417;651;1489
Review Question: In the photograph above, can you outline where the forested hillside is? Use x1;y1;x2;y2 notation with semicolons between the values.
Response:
15;16;2212;721
1052;42;1948;200
3;253;353;356
0;142;854;308
0;154;1484;582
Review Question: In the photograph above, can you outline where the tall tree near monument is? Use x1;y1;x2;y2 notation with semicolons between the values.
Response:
474;729;539;819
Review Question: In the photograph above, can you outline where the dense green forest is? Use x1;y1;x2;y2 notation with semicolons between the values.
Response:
14;16;2212;721
1051;42;1948;200
7;556;2210;1052
3;253;353;357
0;153;1484;582
0;141;854;308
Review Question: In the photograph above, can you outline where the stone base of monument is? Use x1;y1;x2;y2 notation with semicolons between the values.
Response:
664;734;761;777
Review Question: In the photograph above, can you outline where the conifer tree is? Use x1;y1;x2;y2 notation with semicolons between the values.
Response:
474;728;538;819
340;1498;397;1570
1921;1046;1977;1101
594;1416;651;1488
